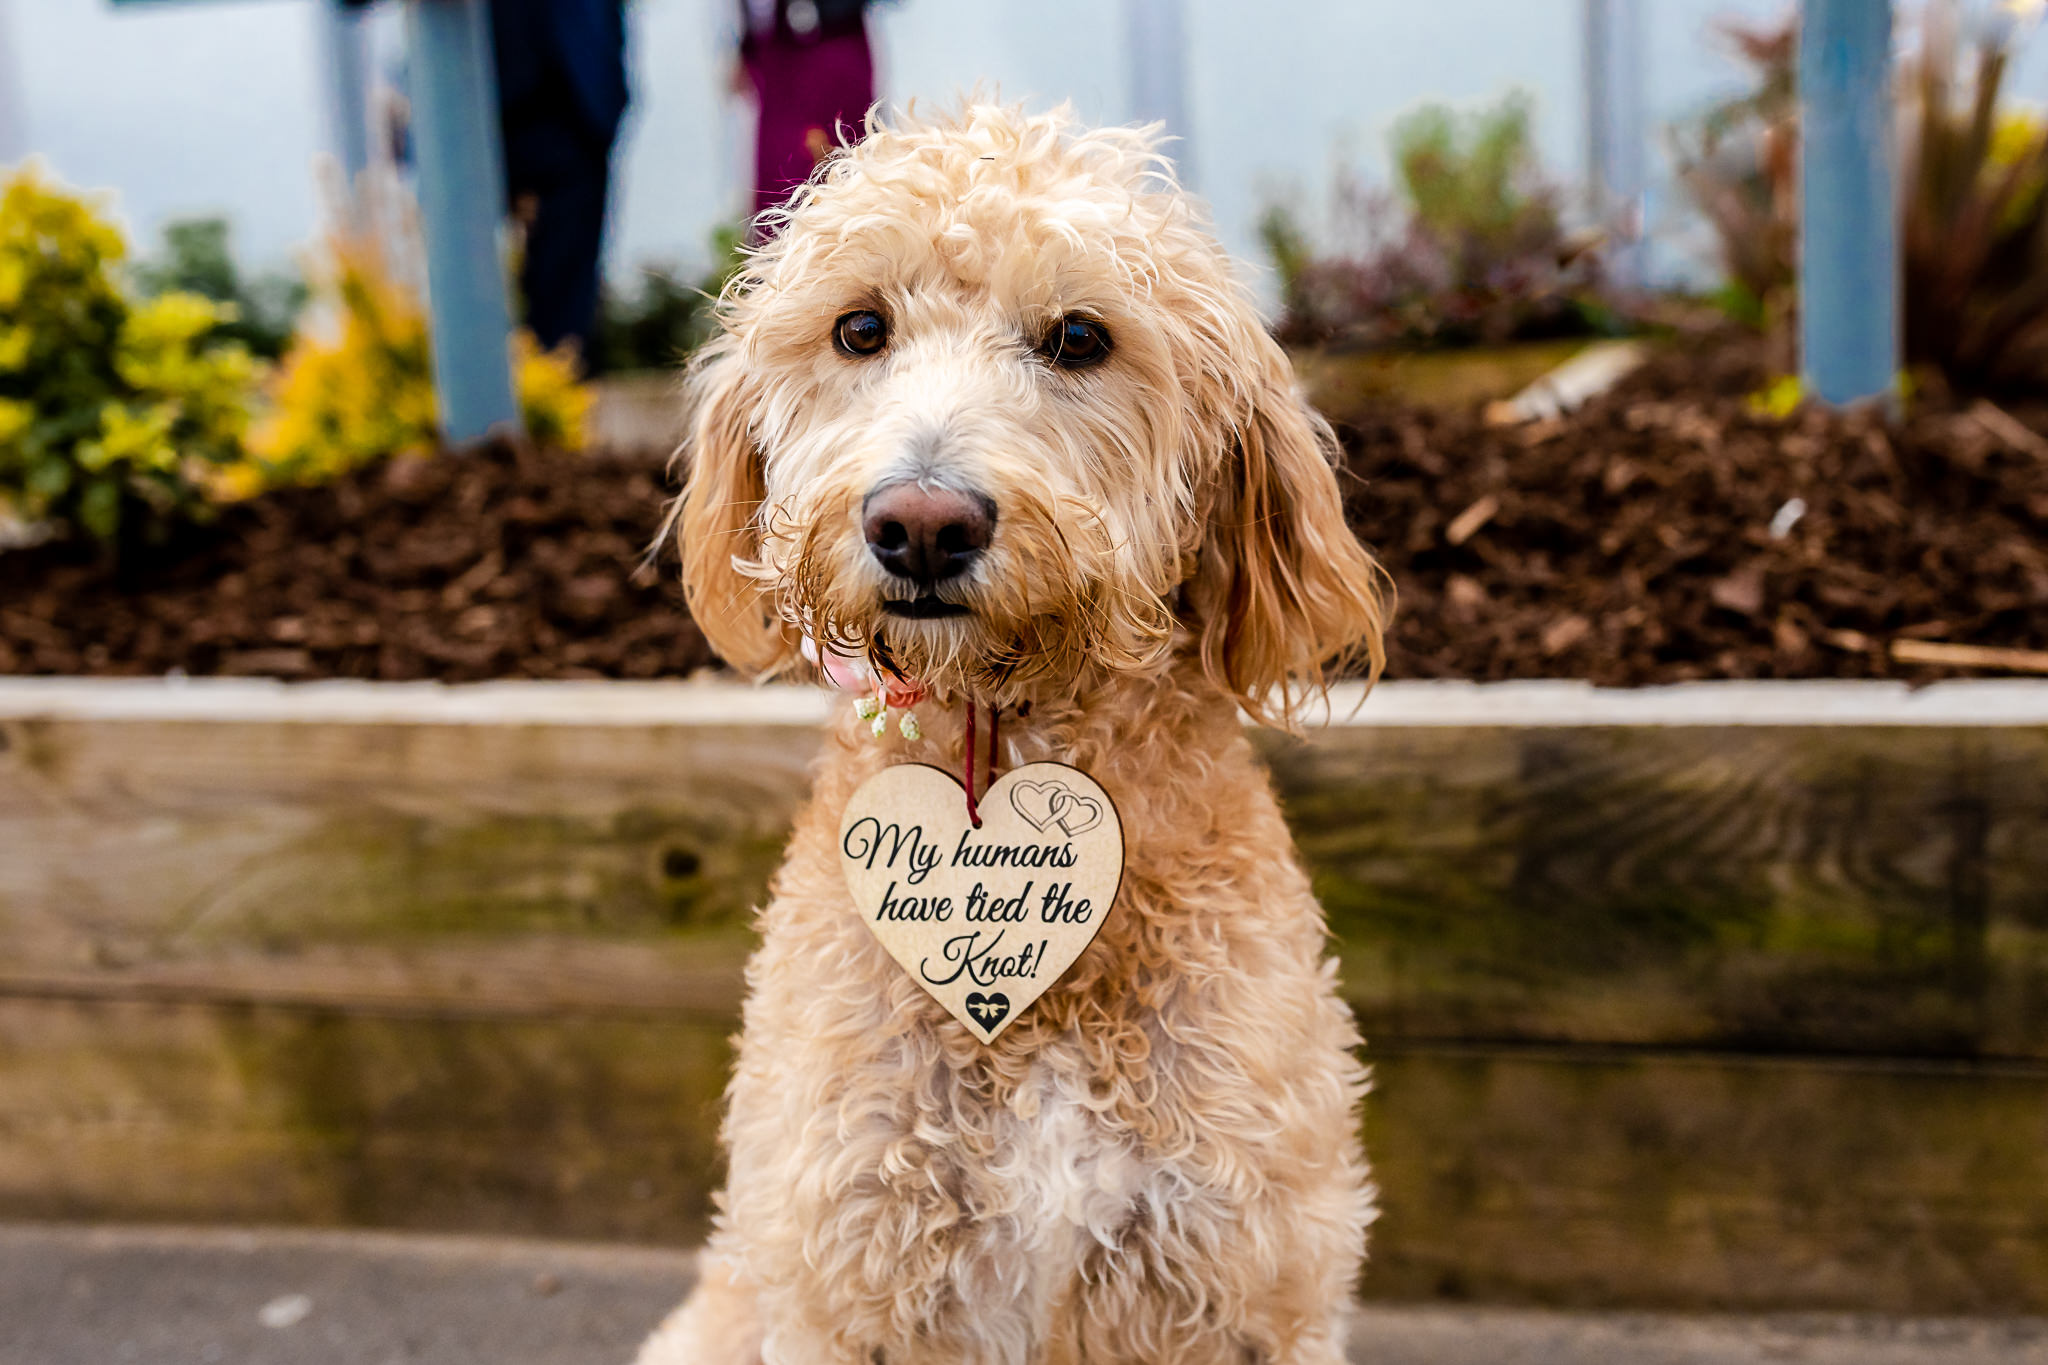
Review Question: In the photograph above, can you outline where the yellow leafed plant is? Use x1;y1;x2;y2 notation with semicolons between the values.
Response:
0;163;258;545
235;227;589;496
515;328;594;450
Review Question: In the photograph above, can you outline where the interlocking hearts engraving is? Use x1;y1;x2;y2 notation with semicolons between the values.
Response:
1009;779;1104;837
840;762;1124;1042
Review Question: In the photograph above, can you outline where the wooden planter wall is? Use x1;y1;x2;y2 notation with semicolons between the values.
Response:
1;678;2045;1313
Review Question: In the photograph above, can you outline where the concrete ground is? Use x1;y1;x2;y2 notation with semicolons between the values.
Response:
4;1224;2047;1365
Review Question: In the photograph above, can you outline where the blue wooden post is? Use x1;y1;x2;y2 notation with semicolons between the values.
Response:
320;0;373;196
1124;0;1193;187
1799;0;1899;407
1582;0;1646;289
0;0;25;166
404;0;520;443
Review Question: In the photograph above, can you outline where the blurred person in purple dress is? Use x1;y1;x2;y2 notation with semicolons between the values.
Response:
735;0;880;225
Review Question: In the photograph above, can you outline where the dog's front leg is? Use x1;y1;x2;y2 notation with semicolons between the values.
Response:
1039;975;1370;1365
1047;1189;1360;1365
711;982;1053;1363
634;1252;764;1365
737;1169;1047;1365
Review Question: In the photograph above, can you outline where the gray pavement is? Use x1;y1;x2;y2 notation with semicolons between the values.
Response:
0;1225;691;1365
3;1223;2047;1365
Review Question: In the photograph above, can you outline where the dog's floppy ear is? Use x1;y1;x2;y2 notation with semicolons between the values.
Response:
674;341;796;676
1187;341;1390;727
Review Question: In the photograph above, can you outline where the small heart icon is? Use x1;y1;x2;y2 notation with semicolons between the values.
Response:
964;991;1010;1032
1053;794;1103;837
1008;779;1072;833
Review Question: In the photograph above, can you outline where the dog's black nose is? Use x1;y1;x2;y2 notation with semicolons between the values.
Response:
862;482;994;586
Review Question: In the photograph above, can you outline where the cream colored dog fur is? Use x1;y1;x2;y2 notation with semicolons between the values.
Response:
637;100;1390;1365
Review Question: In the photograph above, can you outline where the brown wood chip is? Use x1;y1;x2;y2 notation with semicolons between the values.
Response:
1444;494;1500;547
1541;614;1593;655
1889;639;2048;674
1709;566;1765;616
1968;400;2048;461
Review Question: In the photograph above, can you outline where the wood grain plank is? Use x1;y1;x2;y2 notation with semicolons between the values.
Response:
0;997;732;1242
0;718;816;1014
5;714;2048;1055
5;995;2044;1313
1360;1043;2048;1312
5;702;2048;1310
1258;725;2048;1058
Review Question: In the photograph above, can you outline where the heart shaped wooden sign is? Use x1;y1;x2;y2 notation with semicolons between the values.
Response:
839;762;1124;1042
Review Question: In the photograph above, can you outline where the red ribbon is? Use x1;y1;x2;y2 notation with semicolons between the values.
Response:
964;700;980;828
962;699;1001;829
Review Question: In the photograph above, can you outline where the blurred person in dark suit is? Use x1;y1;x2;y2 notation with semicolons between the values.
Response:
736;0;879;225
490;0;629;367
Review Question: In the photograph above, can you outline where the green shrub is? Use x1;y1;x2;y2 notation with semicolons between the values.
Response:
595;222;749;373
133;215;307;361
1268;93;1613;350
1393;93;1560;270
1667;18;1799;334
1902;5;2048;395
0;166;257;546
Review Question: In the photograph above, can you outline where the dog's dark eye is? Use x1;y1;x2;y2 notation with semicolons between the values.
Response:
835;310;888;357
1043;317;1110;369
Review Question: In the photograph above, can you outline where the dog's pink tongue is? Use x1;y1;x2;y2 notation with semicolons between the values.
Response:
803;635;928;709
816;649;870;693
881;675;927;709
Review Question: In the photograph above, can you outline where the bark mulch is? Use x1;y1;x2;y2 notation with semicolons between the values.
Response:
0;444;712;680
1340;333;2048;684
2;332;2044;685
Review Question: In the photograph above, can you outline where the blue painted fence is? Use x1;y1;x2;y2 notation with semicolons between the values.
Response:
1798;0;1900;407
403;0;520;443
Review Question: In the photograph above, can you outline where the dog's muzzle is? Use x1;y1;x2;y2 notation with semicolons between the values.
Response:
863;481;994;616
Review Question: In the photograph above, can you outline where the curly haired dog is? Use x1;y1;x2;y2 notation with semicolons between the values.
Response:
637;100;1389;1365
